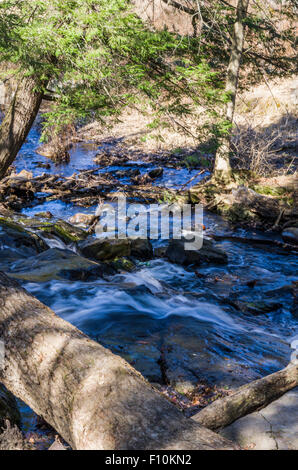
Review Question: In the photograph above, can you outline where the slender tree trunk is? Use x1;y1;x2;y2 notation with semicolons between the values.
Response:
0;272;237;450
213;0;250;180
0;74;47;179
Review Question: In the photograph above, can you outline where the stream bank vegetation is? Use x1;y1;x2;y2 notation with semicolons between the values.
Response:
0;0;297;451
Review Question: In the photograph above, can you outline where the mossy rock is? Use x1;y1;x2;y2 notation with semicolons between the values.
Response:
0;215;87;245
0;216;48;252
37;220;88;244
110;257;136;273
79;237;131;261
7;248;112;282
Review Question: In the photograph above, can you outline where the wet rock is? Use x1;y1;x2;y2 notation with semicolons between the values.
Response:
99;318;163;384
130;238;153;260
80;237;131;261
0;217;48;253
36;219;88;244
69;213;97;227
148;167;163;179
166;237;228;266
7;248;112;282
15;169;33;180
1;214;87;245
0;385;21;429
34;211;53;219
111;257;136;273
282;227;298;245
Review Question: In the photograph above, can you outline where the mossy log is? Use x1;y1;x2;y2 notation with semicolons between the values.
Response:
0;272;237;450
192;363;298;431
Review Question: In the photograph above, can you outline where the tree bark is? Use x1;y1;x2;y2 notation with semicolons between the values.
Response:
0;73;47;180
0;272;237;450
213;0;250;180
192;363;298;431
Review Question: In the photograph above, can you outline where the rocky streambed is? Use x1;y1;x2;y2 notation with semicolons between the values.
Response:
0;120;297;449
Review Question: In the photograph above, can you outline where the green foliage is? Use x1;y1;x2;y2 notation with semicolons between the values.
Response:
0;0;294;145
0;0;226;138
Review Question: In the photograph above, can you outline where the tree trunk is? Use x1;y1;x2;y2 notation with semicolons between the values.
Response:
192;363;298;431
213;0;250;180
0;74;47;179
0;272;237;450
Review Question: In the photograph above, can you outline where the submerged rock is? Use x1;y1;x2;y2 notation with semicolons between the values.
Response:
0;385;20;430
166;237;228;266
282;227;298;245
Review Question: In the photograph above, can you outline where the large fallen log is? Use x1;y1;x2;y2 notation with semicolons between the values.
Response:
0;272;237;450
192;363;298;431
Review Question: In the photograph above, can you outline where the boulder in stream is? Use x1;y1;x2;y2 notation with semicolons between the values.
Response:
130;238;153;260
6;248;113;282
166;237;228;266
80;237;131;261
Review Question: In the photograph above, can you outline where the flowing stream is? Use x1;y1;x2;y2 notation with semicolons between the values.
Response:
1;121;297;443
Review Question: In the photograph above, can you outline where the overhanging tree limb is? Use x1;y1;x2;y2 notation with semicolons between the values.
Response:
0;73;48;179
